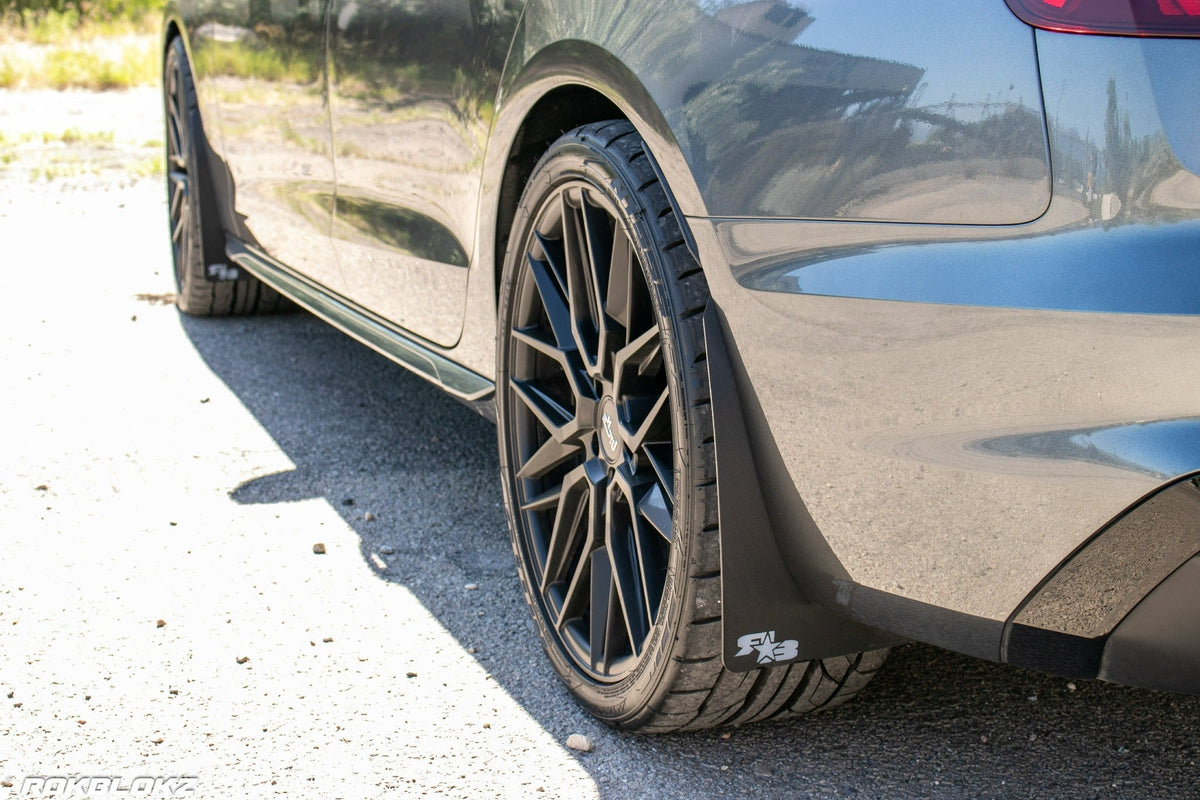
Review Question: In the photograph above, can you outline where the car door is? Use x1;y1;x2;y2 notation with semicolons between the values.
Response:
201;0;341;290
328;0;519;347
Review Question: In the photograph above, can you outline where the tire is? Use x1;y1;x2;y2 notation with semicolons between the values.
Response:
164;37;284;317
496;120;888;732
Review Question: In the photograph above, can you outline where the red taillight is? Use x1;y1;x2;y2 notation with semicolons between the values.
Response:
1005;0;1200;36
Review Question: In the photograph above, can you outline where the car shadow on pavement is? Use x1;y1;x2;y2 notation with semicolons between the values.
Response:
180;308;1200;800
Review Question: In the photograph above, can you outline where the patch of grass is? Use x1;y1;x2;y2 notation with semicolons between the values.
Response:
28;152;100;181
1;3;163;43
44;127;115;145
0;39;157;89
127;152;162;178
45;43;156;88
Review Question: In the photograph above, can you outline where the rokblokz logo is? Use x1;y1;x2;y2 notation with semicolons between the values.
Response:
19;776;197;797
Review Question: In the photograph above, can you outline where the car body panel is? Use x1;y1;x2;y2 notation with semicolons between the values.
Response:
513;0;1051;223
328;0;522;347
692;30;1200;626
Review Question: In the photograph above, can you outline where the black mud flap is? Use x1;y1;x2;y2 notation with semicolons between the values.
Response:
704;302;899;672
187;105;241;283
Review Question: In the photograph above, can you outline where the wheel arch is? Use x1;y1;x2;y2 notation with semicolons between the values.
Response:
485;39;708;304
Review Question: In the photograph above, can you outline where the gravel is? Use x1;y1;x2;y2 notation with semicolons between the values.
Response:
3;87;1200;799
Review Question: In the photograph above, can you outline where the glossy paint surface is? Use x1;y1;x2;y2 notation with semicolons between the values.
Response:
692;33;1200;622
186;0;340;290
328;0;520;346
515;0;1050;222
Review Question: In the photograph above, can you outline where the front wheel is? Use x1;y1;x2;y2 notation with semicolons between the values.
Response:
496;121;886;732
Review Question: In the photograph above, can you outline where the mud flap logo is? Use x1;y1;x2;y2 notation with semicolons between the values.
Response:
736;631;799;664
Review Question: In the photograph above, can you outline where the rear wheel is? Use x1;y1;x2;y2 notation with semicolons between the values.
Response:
496;120;887;731
164;37;284;316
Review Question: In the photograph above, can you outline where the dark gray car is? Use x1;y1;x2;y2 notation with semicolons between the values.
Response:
160;0;1200;731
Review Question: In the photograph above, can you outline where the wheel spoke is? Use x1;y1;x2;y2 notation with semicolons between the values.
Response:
606;477;650;654
520;484;562;513
515;433;580;481
605;228;636;334
620;385;669;454
525;251;574;352
510;326;595;412
641;442;675;507
512;379;574;441
172;213;187;248
587;547;615;675
561;190;613;375
540;460;605;590
637;482;673;543
612;324;660;396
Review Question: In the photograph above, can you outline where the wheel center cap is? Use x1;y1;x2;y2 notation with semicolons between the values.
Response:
597;397;623;464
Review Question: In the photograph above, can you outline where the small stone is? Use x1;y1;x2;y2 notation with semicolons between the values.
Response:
406;672;417;678
6;691;12;698
312;543;326;555
341;498;355;506
364;512;375;522
379;545;396;555
720;732;732;740
323;637;333;643
980;735;988;744
34;484;48;491
151;737;164;744
199;397;209;404
236;656;250;664
169;688;179;695
566;734;593;752
77;719;86;725
467;646;478;654
1117;746;1130;755
1027;694;1037;702
156;619;166;628
1029;733;1037;742
84;695;91;701
2;781;12;788
465;583;479;591
482;723;490;729
1067;682;1077;692
13;702;22;708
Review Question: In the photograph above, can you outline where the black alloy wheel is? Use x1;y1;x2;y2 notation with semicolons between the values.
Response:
505;161;674;684
498;121;888;732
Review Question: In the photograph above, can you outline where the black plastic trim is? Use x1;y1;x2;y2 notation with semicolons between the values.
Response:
706;303;900;671
1101;555;1200;694
226;237;495;405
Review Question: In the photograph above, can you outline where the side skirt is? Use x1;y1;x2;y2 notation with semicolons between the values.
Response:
226;237;495;412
